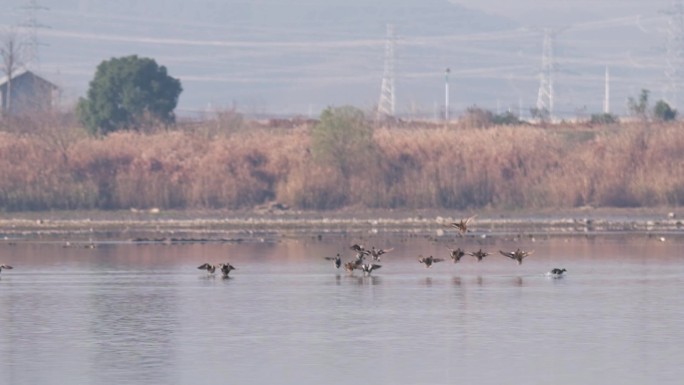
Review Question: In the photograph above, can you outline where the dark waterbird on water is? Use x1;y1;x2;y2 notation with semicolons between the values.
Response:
547;268;567;278
198;263;236;277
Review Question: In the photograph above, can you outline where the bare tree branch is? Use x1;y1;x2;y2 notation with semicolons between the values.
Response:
0;28;26;115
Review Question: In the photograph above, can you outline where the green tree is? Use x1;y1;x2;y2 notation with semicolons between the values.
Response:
653;100;677;121
627;89;649;120
311;106;375;178
77;55;182;135
529;107;550;123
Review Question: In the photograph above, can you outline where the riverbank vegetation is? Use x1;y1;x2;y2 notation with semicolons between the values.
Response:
1;108;683;211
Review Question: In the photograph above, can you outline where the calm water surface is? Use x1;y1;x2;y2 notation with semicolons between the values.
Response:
0;235;683;385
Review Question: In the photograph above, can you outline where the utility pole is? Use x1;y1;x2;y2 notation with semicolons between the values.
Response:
444;67;450;121
377;24;396;119
603;65;610;114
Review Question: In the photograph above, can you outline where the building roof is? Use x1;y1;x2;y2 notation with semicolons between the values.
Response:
0;68;58;90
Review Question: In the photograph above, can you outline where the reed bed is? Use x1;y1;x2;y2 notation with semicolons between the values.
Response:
1;121;683;211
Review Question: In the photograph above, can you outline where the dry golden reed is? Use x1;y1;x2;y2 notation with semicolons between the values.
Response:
1;121;683;211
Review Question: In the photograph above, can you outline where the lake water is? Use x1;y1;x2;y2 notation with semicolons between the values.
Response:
1;234;683;385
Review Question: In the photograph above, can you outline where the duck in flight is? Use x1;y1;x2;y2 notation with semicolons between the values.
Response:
0;264;13;274
350;244;368;254
418;255;444;268
350;244;364;252
449;215;476;235
468;249;489;262
448;247;466;263
360;263;382;275
324;254;342;269
499;248;533;265
368;247;394;261
218;263;237;277
344;260;363;273
197;263;217;274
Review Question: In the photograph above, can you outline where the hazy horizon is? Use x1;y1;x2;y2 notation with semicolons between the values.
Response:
0;0;681;118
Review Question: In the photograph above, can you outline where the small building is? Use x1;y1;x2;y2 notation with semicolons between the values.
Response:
0;69;59;116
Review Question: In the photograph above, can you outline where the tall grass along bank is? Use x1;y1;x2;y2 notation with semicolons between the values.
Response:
1;122;683;211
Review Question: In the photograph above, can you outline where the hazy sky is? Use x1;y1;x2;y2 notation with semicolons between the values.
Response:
0;0;680;118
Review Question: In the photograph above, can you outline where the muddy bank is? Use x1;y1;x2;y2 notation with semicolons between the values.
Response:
0;207;682;244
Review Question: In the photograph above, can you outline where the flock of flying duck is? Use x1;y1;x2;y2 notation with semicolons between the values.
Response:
325;215;568;278
0;216;567;279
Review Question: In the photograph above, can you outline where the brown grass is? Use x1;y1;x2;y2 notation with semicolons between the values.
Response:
1;116;684;211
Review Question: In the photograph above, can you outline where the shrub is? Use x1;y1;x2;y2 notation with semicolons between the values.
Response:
590;113;619;125
310;106;376;178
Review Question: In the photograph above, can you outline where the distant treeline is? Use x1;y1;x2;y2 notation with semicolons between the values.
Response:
1;113;683;211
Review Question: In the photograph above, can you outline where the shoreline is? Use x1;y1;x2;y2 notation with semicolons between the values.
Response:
1;207;682;243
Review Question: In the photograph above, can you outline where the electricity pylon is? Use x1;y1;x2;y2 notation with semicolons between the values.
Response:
20;0;49;67
536;28;555;119
377;24;396;119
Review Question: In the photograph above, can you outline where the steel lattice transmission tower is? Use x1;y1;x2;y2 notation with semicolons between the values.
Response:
536;29;555;118
665;0;684;107
377;24;396;118
20;0;49;67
